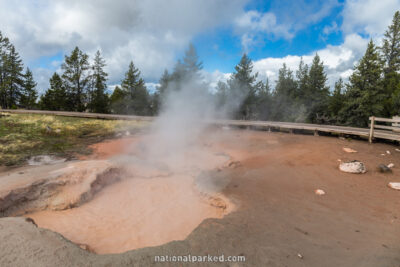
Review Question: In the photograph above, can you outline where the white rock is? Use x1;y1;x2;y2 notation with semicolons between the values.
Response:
27;155;66;166
343;147;357;153
388;163;395;168
387;150;391;155
388;182;400;190
339;161;366;174
315;189;325;195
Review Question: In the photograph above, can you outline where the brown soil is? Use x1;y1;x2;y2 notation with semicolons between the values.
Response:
0;128;399;266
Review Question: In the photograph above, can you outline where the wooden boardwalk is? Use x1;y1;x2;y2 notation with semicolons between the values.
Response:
2;109;400;142
218;120;400;142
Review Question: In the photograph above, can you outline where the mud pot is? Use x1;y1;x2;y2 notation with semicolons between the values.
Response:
0;133;235;254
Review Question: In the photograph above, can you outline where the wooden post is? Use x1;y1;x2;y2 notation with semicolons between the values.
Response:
369;116;375;143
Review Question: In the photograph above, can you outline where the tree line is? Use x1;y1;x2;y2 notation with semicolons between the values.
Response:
0;11;399;128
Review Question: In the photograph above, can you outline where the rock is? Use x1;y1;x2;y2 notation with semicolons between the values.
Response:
377;164;392;173
388;163;395;168
395;148;400;152
24;217;37;227
387;150;391;155
297;253;303;259
343;147;357;153
46;125;52;133
339;161;366;174
388;182;400;190
227;161;241;168
315;189;325;195
27;155;66;166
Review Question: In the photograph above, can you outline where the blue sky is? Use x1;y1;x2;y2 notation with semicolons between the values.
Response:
0;0;399;93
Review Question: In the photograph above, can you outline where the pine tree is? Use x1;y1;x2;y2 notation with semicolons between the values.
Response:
306;54;330;123
227;54;258;120
168;44;205;93
328;78;345;123
19;68;38;109
215;80;229;107
272;64;300;121
153;69;171;113
114;61;150;115
39;72;68;111
296;57;309;102
0;33;24;109
109;86;126;114
380;11;400;116
87;51;109;113
340;40;385;127
255;78;273;120
61;46;90;112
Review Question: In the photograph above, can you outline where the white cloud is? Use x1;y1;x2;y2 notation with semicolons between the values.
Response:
341;0;400;36
234;10;293;51
252;33;369;89
0;0;246;91
323;21;338;35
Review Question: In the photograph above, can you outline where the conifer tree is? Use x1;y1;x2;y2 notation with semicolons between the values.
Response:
111;61;150;115
61;46;90;112
109;85;126;114
39;72;68;111
227;54;258;120
88;51;109;113
381;11;400;116
272;64;300;121
306;54;330;123
328;78;345;123
19;68;38;109
340;40;384;126
0;33;24;109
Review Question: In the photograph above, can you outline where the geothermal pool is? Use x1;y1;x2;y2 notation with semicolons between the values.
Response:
21;134;235;254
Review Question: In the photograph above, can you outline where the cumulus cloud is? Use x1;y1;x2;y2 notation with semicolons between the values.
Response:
234;0;340;51
341;0;400;36
234;11;293;51
0;0;246;92
252;33;369;88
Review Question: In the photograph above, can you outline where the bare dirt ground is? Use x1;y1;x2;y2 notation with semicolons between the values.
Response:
0;128;399;266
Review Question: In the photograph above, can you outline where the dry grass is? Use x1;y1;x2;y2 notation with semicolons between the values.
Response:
0;113;149;166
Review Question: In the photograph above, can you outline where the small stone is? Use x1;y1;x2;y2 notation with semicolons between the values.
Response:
297;253;303;259
388;182;400;190
343;147;357;153
377;164;392;173
388;163;395;168
387;150;391;155
315;189;325;195
395;148;400;152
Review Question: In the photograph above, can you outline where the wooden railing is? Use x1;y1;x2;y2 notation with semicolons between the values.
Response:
369;116;400;143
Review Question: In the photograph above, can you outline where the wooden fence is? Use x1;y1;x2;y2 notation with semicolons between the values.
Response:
369;116;400;143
